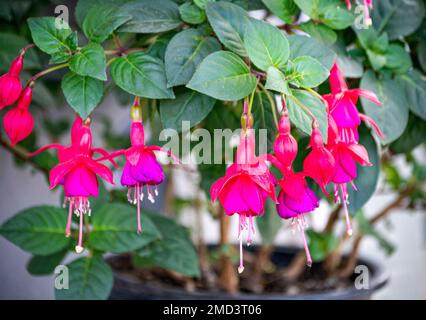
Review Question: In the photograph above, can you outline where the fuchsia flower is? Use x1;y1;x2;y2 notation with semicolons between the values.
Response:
31;116;116;253
323;63;384;235
211;116;277;273
3;85;34;146
303;125;335;196
0;53;24;110
273;106;298;170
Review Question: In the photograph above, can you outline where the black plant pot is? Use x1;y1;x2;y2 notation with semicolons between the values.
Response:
108;246;389;300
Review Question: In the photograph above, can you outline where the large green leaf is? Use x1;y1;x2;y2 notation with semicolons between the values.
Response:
55;255;113;300
288;35;335;71
0;33;41;72
288;56;329;88
205;1;250;56
82;4;131;43
261;0;298;23
139;213;200;277
69;43;107;81
160;89;216;132
119;0;181;33
390;113;426;154
372;0;425;40
61;72;104;119
87;203;161;253
187;51;257;100
75;0;130;26
110;52;175;99
396;70;426;120
179;2;206;24
0;206;71;256
244;18;289;71
27;17;72;54
347;127;380;212
27;249;68;276
165;28;221;87
360;71;408;144
287;89;328;142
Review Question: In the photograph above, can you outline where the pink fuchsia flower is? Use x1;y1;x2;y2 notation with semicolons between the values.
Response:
303;125;336;196
211;126;277;273
3;85;34;146
273;104;297;170
323;63;384;145
30;116;116;253
0;53;24;110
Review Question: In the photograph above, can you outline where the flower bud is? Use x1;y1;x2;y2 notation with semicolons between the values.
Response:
0;55;24;110
273;113;297;168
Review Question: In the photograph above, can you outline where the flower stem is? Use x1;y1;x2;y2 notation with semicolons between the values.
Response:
304;87;329;111
30;63;69;83
288;94;317;123
257;81;279;129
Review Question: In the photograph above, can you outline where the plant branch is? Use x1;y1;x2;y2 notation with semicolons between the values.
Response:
257;81;279;129
29;63;69;83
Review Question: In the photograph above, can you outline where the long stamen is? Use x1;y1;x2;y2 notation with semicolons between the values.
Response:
340;184;353;236
137;184;142;235
75;210;84;253
238;231;244;274
298;217;312;267
65;199;73;237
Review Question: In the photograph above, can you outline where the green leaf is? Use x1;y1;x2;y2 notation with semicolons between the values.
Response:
179;2;206;24
293;0;317;17
187;51;257;100
147;32;176;60
288;35;336;71
27;17;72;54
319;0;354;30
119;0;181;33
265;66;289;94
261;0;298;23
55;255;113;300
287;89;328;142
390;113;426;154
111;52;175;99
140;212;200;277
87;203;161;253
205;1;250;56
27;249;68;276
366;49;386;71
160;89;216;132
244;18;289;71
252;90;277;153
347;127;380;212
165;28;221;87
360;71;408;144
69;43;107;81
306;230;338;262
300;21;337;46
372;0;425;40
288;56;329;88
75;0;130;26
61;72;104;119
256;198;282;245
418;39;426;73
82;5;131;43
195;0;216;9
331;36;363;78
0;33;41;72
396;70;426;120
0;206;71;256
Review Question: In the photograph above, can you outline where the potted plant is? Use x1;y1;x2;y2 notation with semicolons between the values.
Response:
0;0;424;300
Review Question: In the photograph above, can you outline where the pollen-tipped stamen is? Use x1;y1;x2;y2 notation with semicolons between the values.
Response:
340;184;353;236
297;216;313;267
75;209;84;253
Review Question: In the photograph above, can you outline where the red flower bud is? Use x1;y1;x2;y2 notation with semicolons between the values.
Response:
3;86;34;146
0;55;24;110
273;113;297;168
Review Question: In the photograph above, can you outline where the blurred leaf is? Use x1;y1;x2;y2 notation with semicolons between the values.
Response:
27;249;68;276
261;0;298;23
256;198;282;245
300;21;337;46
390;113;426;154
384;44;412;74
0;33;41;72
396;70;426;120
306;229;338;262
179;2;206;24
252;90;276;153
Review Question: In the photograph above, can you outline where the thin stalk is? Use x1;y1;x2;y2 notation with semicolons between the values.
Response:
288;94;317;122
304;87;328;110
257;81;279;129
29;63;69;83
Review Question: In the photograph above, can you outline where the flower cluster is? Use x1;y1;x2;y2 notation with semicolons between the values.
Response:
211;63;383;271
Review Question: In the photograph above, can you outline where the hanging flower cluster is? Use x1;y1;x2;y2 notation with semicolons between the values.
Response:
211;63;383;271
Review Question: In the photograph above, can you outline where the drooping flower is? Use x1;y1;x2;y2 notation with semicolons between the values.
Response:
211;114;277;273
303;125;335;196
30;116;116;253
276;171;319;267
3;85;34;146
0;52;24;110
273;104;297;170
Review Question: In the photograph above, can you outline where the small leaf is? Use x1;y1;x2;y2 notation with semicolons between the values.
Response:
187;50;257;100
27;249;68;276
119;0;181;33
160;89;216;132
82;5;131;43
111;52;175;99
27;17;72;54
360;71;409;144
396;70;426;120
87;203;161;253
300;21;337;46
0;206;71;256
179;2;206;24
62;72;104;119
205;1;250;56
165;28;221;87
265;66;289;94
261;0;298;23
306;230;338;262
288;56;329;88
319;1;354;30
287;89;328;142
244;18;289;71
69;43;107;81
55;255;113;300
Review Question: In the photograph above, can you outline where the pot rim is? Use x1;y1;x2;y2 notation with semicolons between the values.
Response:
108;246;389;300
